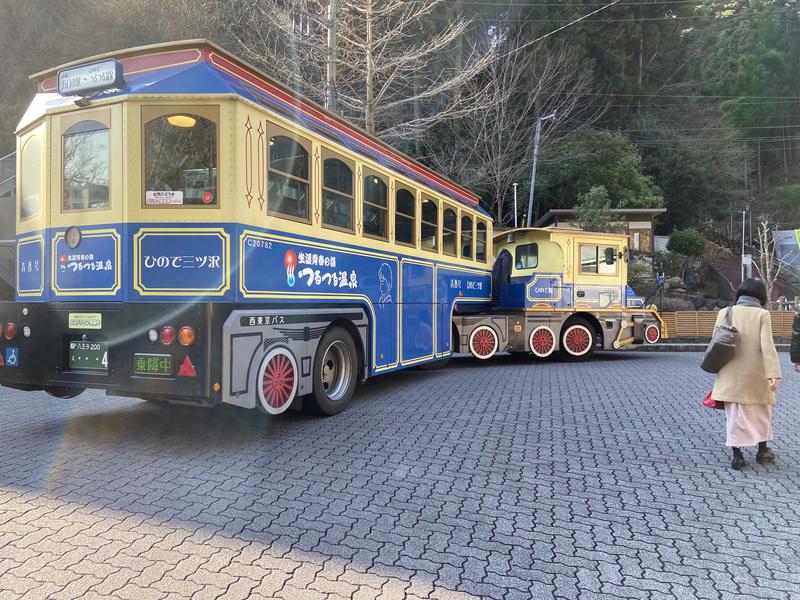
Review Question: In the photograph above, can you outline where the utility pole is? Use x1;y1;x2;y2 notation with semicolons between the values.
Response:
741;209;746;283
325;0;338;113
526;111;557;227
512;183;518;228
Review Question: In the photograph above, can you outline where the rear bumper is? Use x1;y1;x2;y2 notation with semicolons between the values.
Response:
0;301;227;404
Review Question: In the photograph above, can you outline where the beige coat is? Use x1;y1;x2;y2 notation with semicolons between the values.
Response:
711;305;782;406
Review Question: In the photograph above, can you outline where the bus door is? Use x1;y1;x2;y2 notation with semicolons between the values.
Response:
574;239;625;308
400;260;435;364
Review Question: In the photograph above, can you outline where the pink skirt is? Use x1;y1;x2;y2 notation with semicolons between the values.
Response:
725;403;773;447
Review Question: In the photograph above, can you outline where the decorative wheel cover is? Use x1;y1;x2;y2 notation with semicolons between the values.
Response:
563;325;592;356
257;348;298;414
645;324;660;344
530;326;555;357
470;326;498;359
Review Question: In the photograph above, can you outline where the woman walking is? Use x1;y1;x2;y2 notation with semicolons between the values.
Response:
711;278;781;470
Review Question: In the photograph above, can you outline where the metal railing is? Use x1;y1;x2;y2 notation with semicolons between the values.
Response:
0;239;15;295
0;151;15;198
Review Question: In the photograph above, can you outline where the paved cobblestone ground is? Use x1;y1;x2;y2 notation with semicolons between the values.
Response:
1;352;799;599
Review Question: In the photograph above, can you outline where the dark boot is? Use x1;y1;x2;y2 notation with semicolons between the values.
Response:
731;447;746;470
756;441;776;464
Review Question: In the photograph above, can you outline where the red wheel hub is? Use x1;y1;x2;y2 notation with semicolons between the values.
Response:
471;328;496;357
565;326;591;354
531;328;554;356
261;353;295;409
645;325;660;343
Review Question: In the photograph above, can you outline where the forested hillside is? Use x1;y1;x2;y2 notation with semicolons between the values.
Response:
1;0;797;232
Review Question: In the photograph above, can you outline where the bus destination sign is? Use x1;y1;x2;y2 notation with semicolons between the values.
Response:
57;59;123;96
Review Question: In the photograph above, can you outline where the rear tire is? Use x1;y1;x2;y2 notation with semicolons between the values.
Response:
46;387;84;399
308;327;358;416
557;318;596;362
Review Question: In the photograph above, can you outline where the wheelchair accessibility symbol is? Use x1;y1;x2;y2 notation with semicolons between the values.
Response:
5;347;18;367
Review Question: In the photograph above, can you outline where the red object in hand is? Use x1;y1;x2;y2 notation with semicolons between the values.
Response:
703;390;725;410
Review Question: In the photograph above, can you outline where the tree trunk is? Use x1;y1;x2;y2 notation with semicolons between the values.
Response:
364;0;375;135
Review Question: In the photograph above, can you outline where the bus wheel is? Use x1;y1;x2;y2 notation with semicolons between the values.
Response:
45;387;84;399
309;327;358;416
529;326;556;358
256;347;299;415
558;318;596;362
469;325;498;360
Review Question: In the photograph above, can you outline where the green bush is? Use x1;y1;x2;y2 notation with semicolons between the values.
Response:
666;228;706;258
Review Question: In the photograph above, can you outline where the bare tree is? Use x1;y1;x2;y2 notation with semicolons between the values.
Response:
424;23;603;224
753;215;792;306
208;0;500;143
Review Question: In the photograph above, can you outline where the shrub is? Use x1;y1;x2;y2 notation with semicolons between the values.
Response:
667;228;706;258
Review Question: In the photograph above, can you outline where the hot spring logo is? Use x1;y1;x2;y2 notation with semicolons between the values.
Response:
284;249;298;287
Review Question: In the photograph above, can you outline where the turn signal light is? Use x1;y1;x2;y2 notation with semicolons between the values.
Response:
159;326;176;346
178;326;196;346
4;323;16;340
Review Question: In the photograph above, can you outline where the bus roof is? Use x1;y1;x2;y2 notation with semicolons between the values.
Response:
493;227;631;241
30;39;486;214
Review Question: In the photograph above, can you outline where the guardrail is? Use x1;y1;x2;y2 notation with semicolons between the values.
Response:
0;239;15;294
0;151;14;186
660;310;795;338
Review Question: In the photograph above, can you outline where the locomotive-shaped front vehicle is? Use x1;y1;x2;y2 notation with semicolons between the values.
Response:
454;227;666;361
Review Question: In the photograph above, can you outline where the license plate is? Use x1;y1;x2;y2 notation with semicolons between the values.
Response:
68;312;103;329
133;353;173;376
68;341;108;371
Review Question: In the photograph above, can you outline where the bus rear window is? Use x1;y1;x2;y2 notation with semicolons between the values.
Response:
144;114;217;206
515;243;538;269
63;120;109;211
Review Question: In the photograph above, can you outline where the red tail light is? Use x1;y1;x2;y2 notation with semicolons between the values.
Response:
159;326;176;345
4;323;16;340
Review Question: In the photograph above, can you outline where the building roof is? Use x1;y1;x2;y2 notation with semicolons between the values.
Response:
28;39;486;214
533;207;667;228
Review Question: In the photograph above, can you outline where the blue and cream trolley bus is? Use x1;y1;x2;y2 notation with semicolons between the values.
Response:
0;40;665;416
0;40;496;415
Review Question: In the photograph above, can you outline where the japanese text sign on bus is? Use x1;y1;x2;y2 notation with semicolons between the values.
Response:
57;59;123;96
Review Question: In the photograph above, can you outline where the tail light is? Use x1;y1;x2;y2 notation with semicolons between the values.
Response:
159;326;176;345
4;323;16;340
178;326;196;346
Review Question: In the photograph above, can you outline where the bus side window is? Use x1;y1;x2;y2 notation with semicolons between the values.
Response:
63;120;110;211
476;221;487;262
461;215;473;259
144;113;217;206
322;157;353;232
268;135;309;221
421;198;438;252
442;207;457;256
20;133;42;220
395;188;416;246
363;173;388;240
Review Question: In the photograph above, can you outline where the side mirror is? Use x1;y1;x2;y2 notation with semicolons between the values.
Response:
603;247;617;265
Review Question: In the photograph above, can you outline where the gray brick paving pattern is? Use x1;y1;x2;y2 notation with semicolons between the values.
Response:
0;352;799;599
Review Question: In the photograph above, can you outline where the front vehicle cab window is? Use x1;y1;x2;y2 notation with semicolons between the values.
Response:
63;120;110;211
515;243;538;269
144;112;217;206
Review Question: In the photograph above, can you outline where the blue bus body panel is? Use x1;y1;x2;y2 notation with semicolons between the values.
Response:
16;223;490;375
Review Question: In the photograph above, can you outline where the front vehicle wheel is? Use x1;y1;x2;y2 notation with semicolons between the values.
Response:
557;318;596;362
